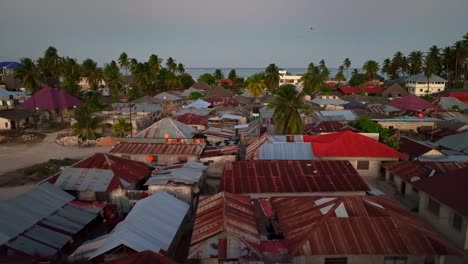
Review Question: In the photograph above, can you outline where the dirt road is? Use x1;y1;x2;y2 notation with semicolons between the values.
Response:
0;131;111;175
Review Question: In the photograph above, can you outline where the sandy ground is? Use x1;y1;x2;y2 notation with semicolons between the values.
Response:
0;131;111;199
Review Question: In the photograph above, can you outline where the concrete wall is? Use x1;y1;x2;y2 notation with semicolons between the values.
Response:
200;155;236;177
406;82;446;96
292;255;443;264
377;121;436;131
419;192;468;250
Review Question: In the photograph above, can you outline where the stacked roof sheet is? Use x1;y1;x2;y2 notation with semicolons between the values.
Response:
135;118;196;139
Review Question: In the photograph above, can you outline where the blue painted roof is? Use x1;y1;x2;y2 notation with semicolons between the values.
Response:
0;61;21;69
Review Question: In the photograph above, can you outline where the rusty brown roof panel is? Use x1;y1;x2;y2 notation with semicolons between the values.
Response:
110;142;205;156
220;160;369;194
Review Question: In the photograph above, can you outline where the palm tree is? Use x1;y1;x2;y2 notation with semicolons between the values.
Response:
164;74;182;90
335;66;346;83
176;63;185;75
214;69;224;80
133;62;153;95
103;61;122;99
118;52;130;85
441;47;453;81
319;59;330;80
343;58;351;80
38;46;63;87
301;63;327;95
427;45;442;75
408;51;424;75
423;56;437;95
362;60;380;81
112;117;132;137
269;84;310;134
72;106;102;140
264;63;280;91
381;58;392;76
453;41;465;81
14;58;43;94
245;73;267;102
61;57;81;97
165;57;177;73
81;59;103;90
391;51;404;77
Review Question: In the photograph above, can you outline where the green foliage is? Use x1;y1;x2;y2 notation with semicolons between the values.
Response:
301;62;328;95
214;69;224;80
452;81;464;89
264;64;280;91
421;95;433;102
180;74;195;89
362;60;380;81
103;61;122;99
269;84;311;134
14;58;43;94
245;73;267;99
197;73;216;86
349;117;399;149
113;117;132;137
128;87;142;101
188;91;204;100
348;73;367;86
451;105;460;111
72;105;102;140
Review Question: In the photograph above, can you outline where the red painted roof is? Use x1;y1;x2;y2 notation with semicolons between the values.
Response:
398;137;434;157
304;121;356;134
303;131;406;159
204;96;243;106
386;95;438;111
339;86;384;94
103;250;178;264
272;196;462;256
443;92;468;103
189;192;261;259
412;167;468;217
382;161;468;182
21;86;82;110
172;113;209;126
110;142;205;156
72;153;151;191
220;160;369;194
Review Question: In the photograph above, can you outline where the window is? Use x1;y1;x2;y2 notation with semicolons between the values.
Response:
420;89;423;92
384;256;408;264
4;122;8;128
324;258;347;264
356;160;370;170
452;213;463;231
427;197;440;216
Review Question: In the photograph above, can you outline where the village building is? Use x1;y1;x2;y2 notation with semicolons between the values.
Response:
201;126;236;142
404;73;447;96
180;87;205;98
204;85;234;98
374;117;441;131
304;121;356;134
134;118;197;142
434;131;468;155
0;109;47;129
311;97;348;110
69;191;189;262
397;136;444;160
199;140;239;176
154;92;184;115
110;142;205;165
220;160;370;198
173;113;209;131
182;99;211;109
338;85;384;96
0;183;103;259
382;83;410;98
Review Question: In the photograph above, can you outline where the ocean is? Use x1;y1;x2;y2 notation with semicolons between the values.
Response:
185;68;344;80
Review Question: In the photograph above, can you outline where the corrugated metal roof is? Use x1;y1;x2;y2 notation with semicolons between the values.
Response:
258;143;315;160
55;168;114;192
110;142;205;156
87;191;189;259
103;250;178;264
435;131;468;153
272;196;461;256
21;225;71;249
154;92;182;101
304;121;355;134
173;113;209;126
181;87;204;97
183;99;211;109
145;162;207;185
404;73;447;82
311;98;348;105
6;236;57;257
386;95;438;111
220;160;369;195
383;160;468;182
0;183;74;245
173;108;213;116
317;110;357;121
189;192;261;259
135;118;196;139
202;127;235;139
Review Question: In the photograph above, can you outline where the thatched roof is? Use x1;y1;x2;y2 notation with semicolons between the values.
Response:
191;81;212;91
205;85;234;98
382;83;409;98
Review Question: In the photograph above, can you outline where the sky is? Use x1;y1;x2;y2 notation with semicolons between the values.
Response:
1;0;467;68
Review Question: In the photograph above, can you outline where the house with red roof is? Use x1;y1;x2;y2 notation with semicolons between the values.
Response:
172;113;209;131
398;136;444;160
386;95;438;111
413;167;468;251
442;91;468;103
339;85;385;95
51;153;151;202
303;131;406;178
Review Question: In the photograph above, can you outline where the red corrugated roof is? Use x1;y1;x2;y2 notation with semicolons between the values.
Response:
103;250;178;264
443;92;468;103
272;196;462;256
189;192;261;259
398;137;434;157
386;95;438;111
412;167;468;217
220;160;369;194
382;161;468;182
303;131;406;158
204;96;243;106
72;153;151;191
173;113;209;126
110;142;205;156
339;86;384;94
304;121;356;134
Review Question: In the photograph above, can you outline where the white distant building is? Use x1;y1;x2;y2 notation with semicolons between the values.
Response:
404;73;447;96
279;70;303;86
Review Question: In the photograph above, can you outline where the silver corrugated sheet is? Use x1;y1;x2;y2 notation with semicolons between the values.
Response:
55;204;98;226
22;225;71;249
259;143;315;160
55;168;114;192
6;236;57;257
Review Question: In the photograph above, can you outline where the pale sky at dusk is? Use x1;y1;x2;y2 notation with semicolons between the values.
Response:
1;0;467;68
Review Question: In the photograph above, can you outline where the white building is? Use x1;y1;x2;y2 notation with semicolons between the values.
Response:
404;73;447;96
279;70;303;86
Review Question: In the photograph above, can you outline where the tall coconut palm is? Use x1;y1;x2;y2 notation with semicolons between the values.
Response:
301;63;326;95
133;62;153;95
103;61;122;99
14;58;43;94
176;63;185;75
165;57;177;73
264;63;280;91
343;58;351;80
81;59;103;90
335;66;346;83
245;73;267;102
72;105;102;140
408;51;424;75
269;84;310;134
423;56;437;95
61;57;81;97
228;69;238;82
164;73;182;90
38;46;63;87
112;117;132;137
453;41;465;81
427;45;442;76
214;69;224;80
391;51;404;77
319;59;330;80
381;58;391;76
118;52;130;85
441;47;453;81
362;60;380;81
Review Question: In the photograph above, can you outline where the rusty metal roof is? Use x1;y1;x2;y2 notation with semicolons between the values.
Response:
173;113;209;126
272;196;462;256
220;160;369;195
189;192;260;259
382;161;468;182
110;142;205;156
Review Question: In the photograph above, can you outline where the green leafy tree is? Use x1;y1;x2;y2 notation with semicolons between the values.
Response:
301;63;327;94
349;117;398;149
228;69;238;82
112;117;132;137
343;58;351;80
14;58;43;94
423;56;437;95
408;51;424;75
335;65;345;83
180;73;195;89
165;57;177;73
245;73;267;102
264;63;280;91
391;51;405;78
188;91;204;100
427;45;442;76
118;52;131;88
37;46;63;87
441;46;454;81
319;59;330;80
362;60;380;81
128;87;142;101
176;63;185;75
81;59;103;89
269;84;310;134
103;61;122;99
72;106;102;140
214;69;224;80
349;73;366;86
197;73;216;86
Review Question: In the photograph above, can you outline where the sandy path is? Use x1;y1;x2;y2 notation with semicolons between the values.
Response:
0;131;111;175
